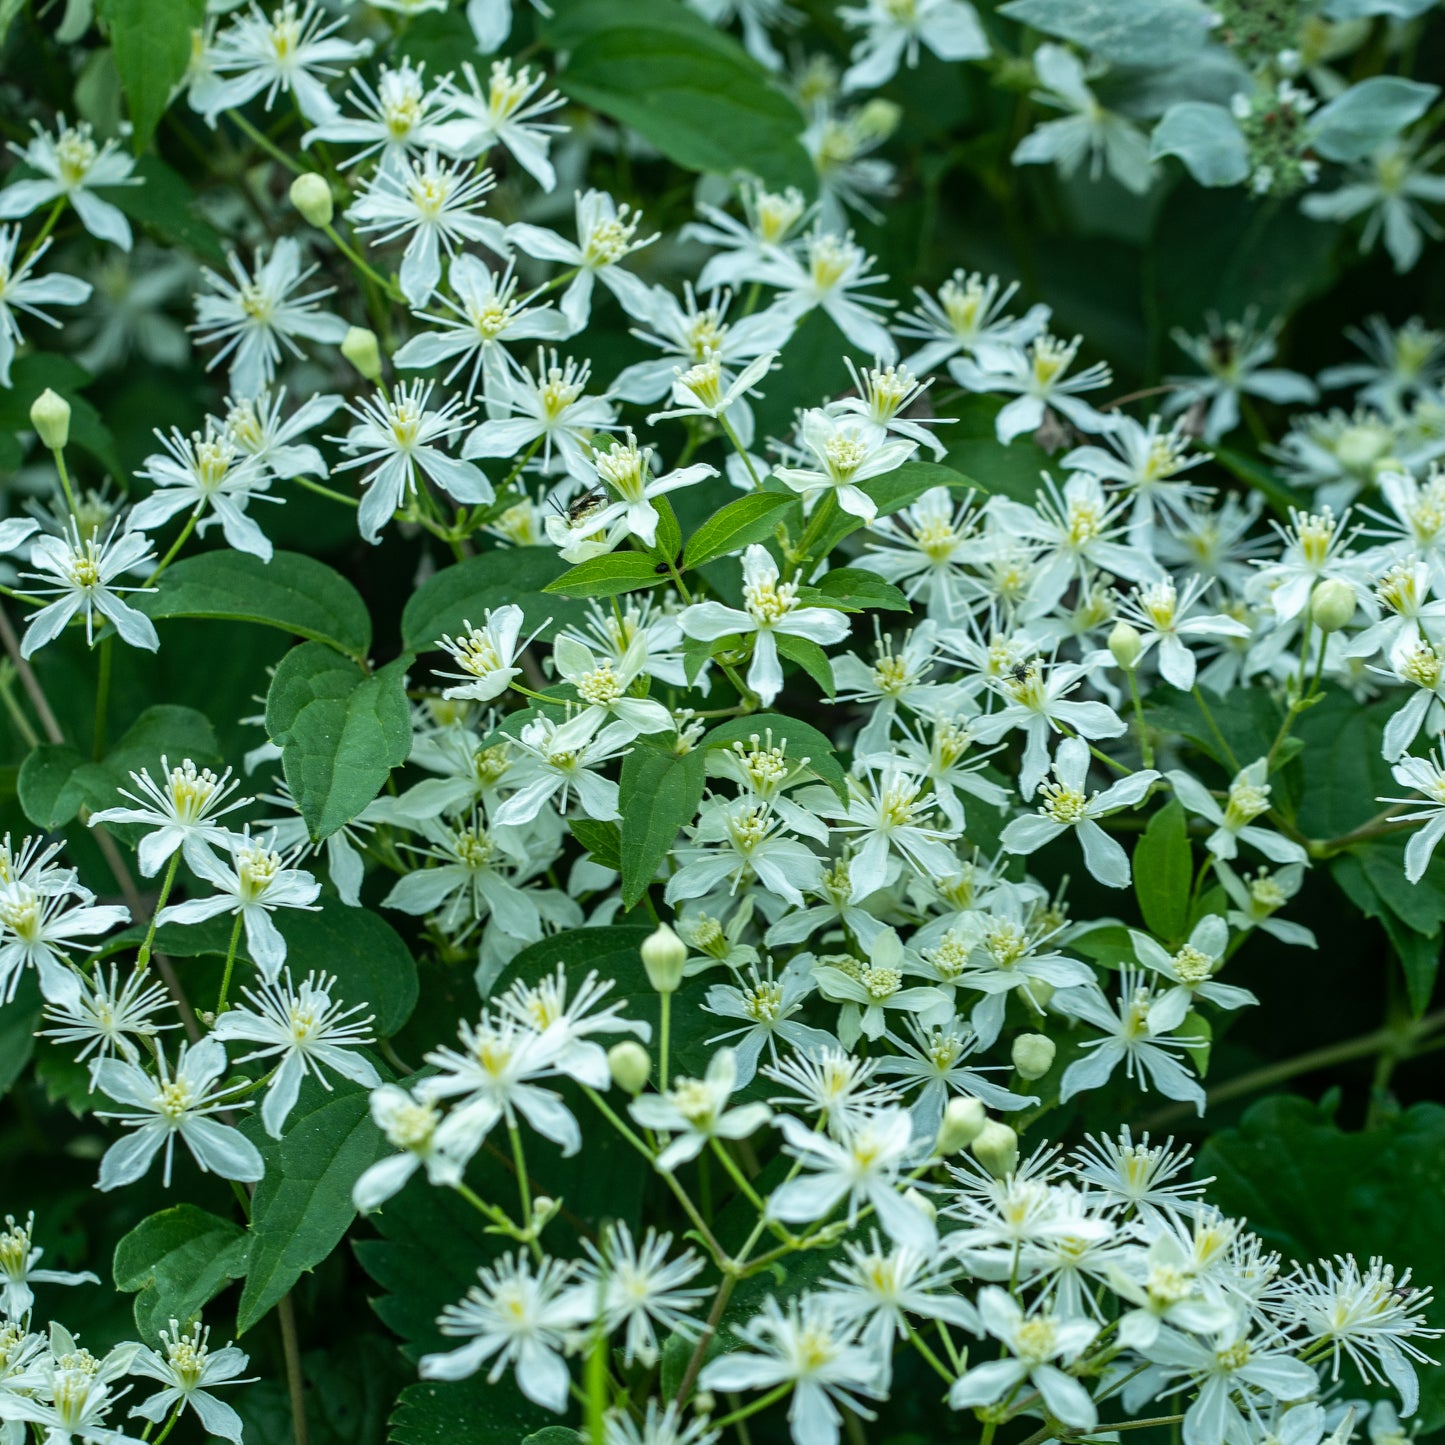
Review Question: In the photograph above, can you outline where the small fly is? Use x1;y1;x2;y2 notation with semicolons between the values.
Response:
549;488;606;526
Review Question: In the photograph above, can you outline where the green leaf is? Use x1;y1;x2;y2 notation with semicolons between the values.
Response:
17;743;89;830
810;460;980;560
0;974;42;1098
774;632;835;697
401;546;586;651
139;550;372;660
652;493;683;568
113;1204;251;1344
1133;800;1191;942
619;743;707;908
685;491;796;570
265;644;412;841
0;353;121;476
704;712;849;802
1309;76;1439;164
999;0;1212;65
546;0;812;192
96;0;206;151
114;154;227;263
568;817;623;872
812;568;911;613
237;1079;387;1334
543;551;668;599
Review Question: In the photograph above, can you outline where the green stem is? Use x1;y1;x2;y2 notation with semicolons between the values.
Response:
53;444;80;522
719;414;761;489
710;1137;769;1214
231;111;305;175
709;1382;792;1431
658;990;672;1093
322;221;405;301
1125;665;1154;769
144;510;200;588
1191;684;1242;773
137;853;181;969
507;1120;543;1260
292;474;360;508
216;911;245;1013
19;198;66;269
277;1292;310;1445
149;1403;186;1445
92;635;112;762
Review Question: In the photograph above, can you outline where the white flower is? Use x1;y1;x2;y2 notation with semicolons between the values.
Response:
760;229;896;361
1215;861;1315;948
0;117;139;250
434;605;536;702
348;151;503;309
895;269;1048;376
666;798;825;910
1383;747;1445;882
439;60;567;192
492;712;632;825
0;227;91;387
629;1048;772;1173
949;1286;1098;1430
951;331;1114;443
775;409;917;524
582;433;716;549
93;1036;263;1189
552;630;674;738
223;388;341;482
192;238;348;399
575;1223;708;1367
128;1320;253;1444
769;1107;936;1249
1117;576;1253;691
0;1214;99;1322
463;349;617;480
90;758;251;878
645;351;779;438
685;181;810;291
1000;738;1158;888
678;544;852;707
40;963;176;1078
130;421;276;560
465;0;551;54
699;1295;884;1445
202;0;373;124
156;829;321;982
703;964;833;1086
1169;759;1308;865
332;380;495;544
839;0;988;93
1012;44;1154;194
421;1252;589;1412
0;1325;139;1445
1054;967;1206;1114
0;882;129;1007
509;189;656;331
302;61;458;174
18;522;158;658
210;969;380;1137
827;763;960;889
1132;913;1256;1034
352;1083;466;1212
393;257;569;401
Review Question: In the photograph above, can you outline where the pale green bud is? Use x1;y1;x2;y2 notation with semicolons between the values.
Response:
1310;578;1356;634
1109;619;1144;670
30;388;71;451
903;1186;936;1222
936;1095;987;1154
970;1120;1020;1179
289;172;334;228
341;326;383;383
856;98;901;142
641;921;688;993
607;1041;651;1094
1011;1033;1056;1081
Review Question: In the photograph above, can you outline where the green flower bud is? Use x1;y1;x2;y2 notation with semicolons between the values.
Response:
970;1120;1019;1179
607;1041;651;1095
641;921;688;994
935;1095;987;1155
1109;619;1144;670
1011;1033;1056;1081
30;388;71;451
903;1186;936;1222
1310;578;1356;634
289;172;334;228
341;326;383;383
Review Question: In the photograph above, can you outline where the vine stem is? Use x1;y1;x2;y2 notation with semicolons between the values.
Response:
137;852;181;968
278;1292;310;1445
216;912;245;1013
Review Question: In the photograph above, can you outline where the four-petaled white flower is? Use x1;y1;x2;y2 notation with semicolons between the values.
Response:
0;117;139;251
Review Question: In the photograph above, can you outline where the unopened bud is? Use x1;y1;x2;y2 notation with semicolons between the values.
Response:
30;388;71;451
936;1095;987;1154
856;98;901;141
903;1186;936;1222
1011;1033;1056;1081
289;172;334;228
693;1392;716;1417
970;1120;1019;1180
641;921;688;993
341;325;383;383
607;1041;651;1095
1109;619;1144;670
1310;579;1356;634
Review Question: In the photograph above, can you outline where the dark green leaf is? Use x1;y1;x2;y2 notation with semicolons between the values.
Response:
568;817;623;872
1133;800;1191;942
113;1204;251;1344
546;0;812;192
0;974;42;1098
0;353;121;476
813;567;911;613
237;1079;387;1333
96;0;206;151
619;743;707;908
115;155;228;263
140;550;372;660
17;743;89;829
543;551;667;599
265;644;412;840
686;491;796;570
774;632;835;697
